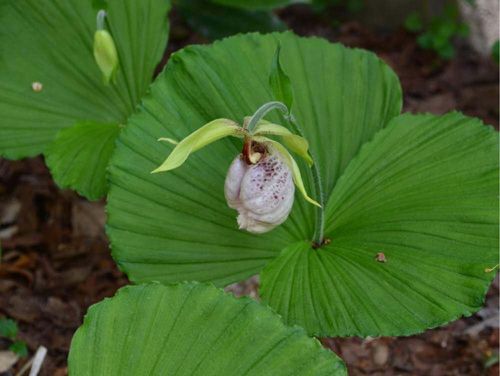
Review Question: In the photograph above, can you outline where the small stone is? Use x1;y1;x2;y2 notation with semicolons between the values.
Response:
375;252;387;263
372;343;390;366
31;82;43;92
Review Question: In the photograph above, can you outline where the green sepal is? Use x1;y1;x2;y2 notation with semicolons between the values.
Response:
152;119;243;173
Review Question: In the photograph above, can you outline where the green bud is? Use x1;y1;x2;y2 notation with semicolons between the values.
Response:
93;10;119;84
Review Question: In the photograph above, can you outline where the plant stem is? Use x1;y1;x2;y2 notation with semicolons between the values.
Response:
286;114;325;246
247;101;288;133
311;161;324;246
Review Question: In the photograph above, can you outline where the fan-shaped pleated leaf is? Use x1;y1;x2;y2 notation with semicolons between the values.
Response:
68;283;346;376
106;32;402;286
0;0;170;198
45;122;120;200
260;112;499;336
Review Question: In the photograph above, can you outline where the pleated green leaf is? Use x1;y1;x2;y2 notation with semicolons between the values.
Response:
261;112;499;336
68;283;346;376
0;0;170;198
107;32;402;286
46;122;120;200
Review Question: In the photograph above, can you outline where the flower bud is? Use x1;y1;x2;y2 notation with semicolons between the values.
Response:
93;11;119;84
224;151;295;234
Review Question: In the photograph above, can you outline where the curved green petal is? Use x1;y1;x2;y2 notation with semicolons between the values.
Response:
253;121;313;165
68;283;346;375
107;32;402;286
152;119;242;173
261;112;499;336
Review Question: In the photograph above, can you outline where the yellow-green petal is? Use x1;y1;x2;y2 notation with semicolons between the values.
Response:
254;136;320;207
152;119;243;173
253;121;313;166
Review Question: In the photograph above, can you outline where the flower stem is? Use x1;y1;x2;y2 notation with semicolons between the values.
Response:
286;114;325;246
311;161;325;246
96;9;107;30
247;101;289;133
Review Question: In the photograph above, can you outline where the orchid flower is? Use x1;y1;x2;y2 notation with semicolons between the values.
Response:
152;102;319;233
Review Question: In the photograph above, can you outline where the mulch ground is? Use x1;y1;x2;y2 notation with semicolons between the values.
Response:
1;6;498;376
